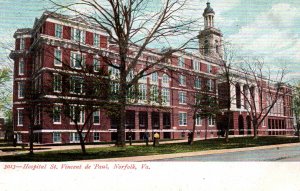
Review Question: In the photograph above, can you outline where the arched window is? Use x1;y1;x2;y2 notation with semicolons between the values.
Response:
162;74;169;84
204;40;209;55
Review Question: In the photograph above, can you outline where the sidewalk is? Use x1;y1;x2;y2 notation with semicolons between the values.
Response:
90;142;300;162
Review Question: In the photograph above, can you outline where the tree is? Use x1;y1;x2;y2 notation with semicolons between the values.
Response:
216;43;237;142
293;82;300;142
49;0;199;146
235;58;288;139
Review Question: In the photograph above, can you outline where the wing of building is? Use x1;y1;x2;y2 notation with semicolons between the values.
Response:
9;3;294;144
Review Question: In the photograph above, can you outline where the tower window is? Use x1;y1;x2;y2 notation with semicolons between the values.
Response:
204;40;209;55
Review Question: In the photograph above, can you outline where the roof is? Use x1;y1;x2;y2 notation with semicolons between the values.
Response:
203;2;215;16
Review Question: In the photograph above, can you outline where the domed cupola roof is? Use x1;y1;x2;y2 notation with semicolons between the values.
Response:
203;2;215;16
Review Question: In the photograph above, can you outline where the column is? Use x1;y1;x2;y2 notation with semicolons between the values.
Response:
147;112;152;140
159;112;163;139
135;111;139;140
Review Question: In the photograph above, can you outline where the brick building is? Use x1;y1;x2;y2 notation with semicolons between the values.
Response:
10;3;294;144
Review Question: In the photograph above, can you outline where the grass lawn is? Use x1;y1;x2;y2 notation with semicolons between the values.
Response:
0;136;299;162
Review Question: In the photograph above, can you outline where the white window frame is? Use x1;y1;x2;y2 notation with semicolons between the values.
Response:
178;57;185;68
151;85;159;103
72;28;85;44
20;38;25;50
93;132;100;142
70;52;85;69
162;74;169;84
17;108;24;126
55;24;63;38
151;72;158;83
53;74;62;93
70;132;85;143
93;33;100;47
93;110;100;125
179;91;186;104
53;105;62;124
70;106;85;125
207;64;212;73
179;112;187;126
194;77;201;89
18;82;25;99
53;132;61;143
207;79;213;91
139;84;147;102
93;56;100;72
196;114;202;126
193;60;200;71
162;88;170;104
208;116;215;126
70;76;84;94
179;75;186;86
54;48;62;66
19;58;24;75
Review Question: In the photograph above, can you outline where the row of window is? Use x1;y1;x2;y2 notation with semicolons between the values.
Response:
55;23;101;47
16;107;100;126
178;57;213;73
178;112;215;126
53;132;100;143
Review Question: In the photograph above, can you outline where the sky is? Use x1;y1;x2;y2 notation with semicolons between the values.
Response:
0;0;300;83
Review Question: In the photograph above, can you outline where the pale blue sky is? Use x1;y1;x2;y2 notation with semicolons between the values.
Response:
1;0;300;83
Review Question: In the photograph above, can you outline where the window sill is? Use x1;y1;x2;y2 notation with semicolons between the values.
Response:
53;122;61;125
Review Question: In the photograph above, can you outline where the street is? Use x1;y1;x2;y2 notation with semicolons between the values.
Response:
158;144;300;161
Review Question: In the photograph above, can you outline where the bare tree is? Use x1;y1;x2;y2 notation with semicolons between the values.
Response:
49;0;199;146
235;58;288;139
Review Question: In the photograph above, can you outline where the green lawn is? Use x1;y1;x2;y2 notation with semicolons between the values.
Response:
0;136;299;162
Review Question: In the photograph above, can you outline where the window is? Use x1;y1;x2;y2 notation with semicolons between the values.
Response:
178;57;185;68
53;105;61;124
18;82;25;98
34;106;41;125
126;70;134;82
179;75;186;86
55;24;63;38
162;74;169;84
53;74;62;92
139;71;147;82
72;28;85;43
207;79;213;91
179;112;187;126
139;84;147;101
162;88;170;104
208;116;215;126
17;109;23;126
54;49;62;66
196;114;202;126
70;52;85;69
70;106;85;124
111;82;119;94
93;110;100;124
94;132;100;142
194;77;201;89
207;64;212;73
178;91;186;104
20;38;25;50
19;59;24;75
151;72;158;83
53;132;61;143
93;33;100;46
70;76;83;94
70;132;85;143
93;57;100;72
151;85;159;102
193;60;200;71
109;65;120;79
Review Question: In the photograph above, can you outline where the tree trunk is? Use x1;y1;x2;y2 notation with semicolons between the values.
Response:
29;126;34;154
253;119;258;139
190;112;197;145
225;112;230;143
79;132;86;154
205;117;208;140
